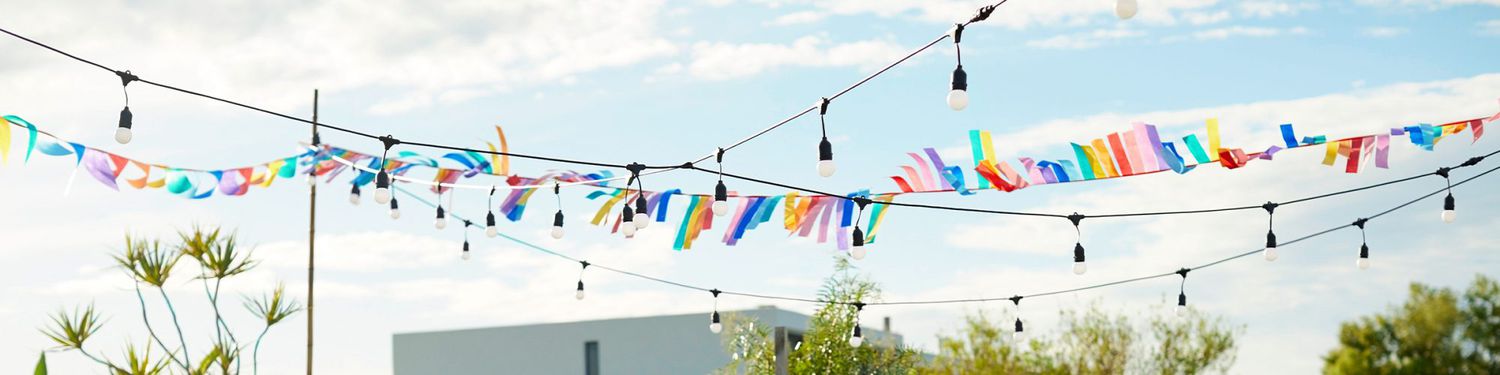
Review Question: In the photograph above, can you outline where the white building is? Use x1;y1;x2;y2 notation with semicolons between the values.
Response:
393;305;902;374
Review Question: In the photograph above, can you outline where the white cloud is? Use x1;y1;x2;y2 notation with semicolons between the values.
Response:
1026;27;1146;50
1184;10;1233;25
1481;19;1500;35
683;35;910;81
749;0;1222;29
1162;25;1310;43
1238;1;1320;18
1362;26;1409;37
766;10;828;26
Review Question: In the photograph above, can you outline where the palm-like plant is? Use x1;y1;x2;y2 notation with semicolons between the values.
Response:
108;343;171;375
41;304;103;350
246;283;302;375
114;236;180;288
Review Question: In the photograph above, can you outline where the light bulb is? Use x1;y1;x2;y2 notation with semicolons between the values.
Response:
622;224;637;237
817;137;836;177
115;107;133;144
1441;210;1456;223
551;226;565;239
461;251;471;261
1116;0;1138;20
306;173;318;186
373;188;391;204
434;217;447;230
1072;243;1087;275
1263;247;1279;262
849;335;863;347
1357;244;1370;270
851;246;867;260
710;311;722;333
575;281;586;300
1442;194;1456;223
485;226;498;238
947;89;969;111
817;160;837;178
1073;262;1088;275
551;211;565;239
633;213;650;229
1356;257;1370;270
1175;304;1188;317
348;185;361;205
389;208;400;219
711;200;730;217
712;180;730;217
114;126;133;143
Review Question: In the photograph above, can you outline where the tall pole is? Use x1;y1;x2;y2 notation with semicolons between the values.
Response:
307;89;319;375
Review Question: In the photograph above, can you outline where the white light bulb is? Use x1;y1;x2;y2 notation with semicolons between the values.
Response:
575;289;586;300
306;174;318;186
851;246;867;260
1012;331;1025;343
1116;0;1138;20
348;192;361;205
1263;247;1279;262
550;226;565;239
461;251;471;261
1356;258;1370;270
634;213;650;229
485;226;498;238
817;160;837;178
947;89;969;111
1073;262;1088;275
114;127;133;144
434;218;447;230
389;208;400;219
1441;209;1456;223
1175;304;1188;317
373;188;391;204
709;322;723;334
622;224;637;237
849;335;863;347
712;200;730;217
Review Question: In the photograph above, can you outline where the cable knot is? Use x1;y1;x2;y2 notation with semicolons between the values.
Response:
1176;268;1191;278
853;197;872;210
710;289;721;298
115;70;138;86
952;23;965;43
580;260;590;269
853;301;865;311
1261;202;1278;214
625;163;646;175
819;97;831;116
1067;213;1085;227
1460;156;1483;167
461;219;474;228
680;162;695;170
1353;218;1368;229
716;147;725;164
968;4;998;24
378;135;401;150
1436;167;1451;178
1009;295;1023;305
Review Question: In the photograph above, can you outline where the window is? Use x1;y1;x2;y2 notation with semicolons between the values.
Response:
584;341;599;375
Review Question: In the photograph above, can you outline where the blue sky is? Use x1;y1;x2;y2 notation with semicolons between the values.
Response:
2;0;1498;373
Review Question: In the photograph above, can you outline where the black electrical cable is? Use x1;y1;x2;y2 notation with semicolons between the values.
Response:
393;157;1500;307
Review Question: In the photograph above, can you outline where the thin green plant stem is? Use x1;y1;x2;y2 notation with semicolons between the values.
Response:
157;287;193;370
133;282;188;370
253;325;270;375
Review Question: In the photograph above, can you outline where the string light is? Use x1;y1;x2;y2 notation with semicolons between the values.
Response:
434;190;448;230
485;187;499;238
551;183;566;239
576;261;590;300
388;197;400;219
1116;0;1139;20
709;289;723;334
849;302;865;347
1069;213;1087;275
1262;202;1279;262
816;98;837;178
114;70;137;144
461;220;473;261
621;203;638;237
1175;268;1190;317
947;24;969;111
348;183;361;205
1354;218;1370;270
1438;167;1456;223
1010;296;1025;342
633;194;651;229
372;136;398;205
712;148;730;217
850;197;870;260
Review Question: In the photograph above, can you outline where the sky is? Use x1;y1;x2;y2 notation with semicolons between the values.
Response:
1;0;1498;373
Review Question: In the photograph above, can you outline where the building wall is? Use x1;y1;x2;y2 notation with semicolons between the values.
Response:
392;306;900;374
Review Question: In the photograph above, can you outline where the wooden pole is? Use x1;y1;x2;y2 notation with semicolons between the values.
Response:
774;326;788;375
306;89;319;375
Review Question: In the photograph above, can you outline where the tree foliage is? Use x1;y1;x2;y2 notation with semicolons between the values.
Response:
1322;274;1500;374
920;303;1239;375
717;258;922;374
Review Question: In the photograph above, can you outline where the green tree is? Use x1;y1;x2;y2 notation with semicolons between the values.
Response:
38;226;301;375
716;258;922;374
1322;274;1499;374
921;303;1240;375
